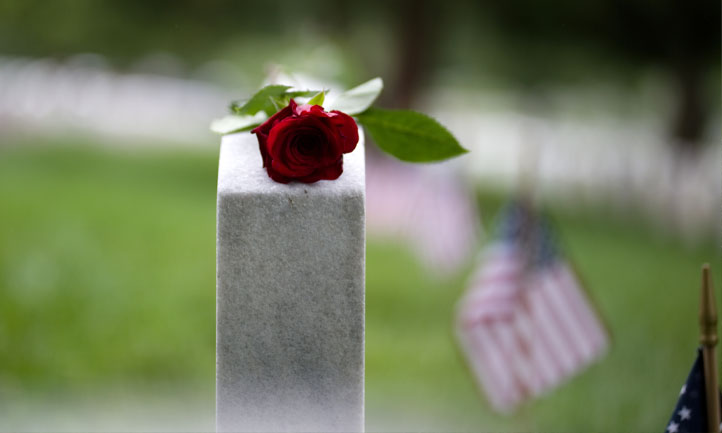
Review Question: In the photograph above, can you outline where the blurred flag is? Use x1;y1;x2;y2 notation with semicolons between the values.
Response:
455;201;609;413
366;154;480;274
664;348;722;433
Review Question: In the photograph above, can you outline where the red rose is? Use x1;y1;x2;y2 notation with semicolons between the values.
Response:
251;99;359;183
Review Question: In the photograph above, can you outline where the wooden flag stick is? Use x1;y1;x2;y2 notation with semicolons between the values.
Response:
699;263;720;433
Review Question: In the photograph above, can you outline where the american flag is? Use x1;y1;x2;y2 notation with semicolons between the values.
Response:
664;348;722;433
365;154;480;274
455;201;609;413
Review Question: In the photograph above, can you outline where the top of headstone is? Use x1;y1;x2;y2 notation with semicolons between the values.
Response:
217;129;365;197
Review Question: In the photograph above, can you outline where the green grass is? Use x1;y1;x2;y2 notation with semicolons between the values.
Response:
0;138;718;432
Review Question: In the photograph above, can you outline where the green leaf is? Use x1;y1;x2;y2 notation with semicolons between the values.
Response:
275;89;324;107
210;112;267;135
306;90;325;106
356;108;468;162
326;77;383;115
285;89;322;99
230;85;291;116
231;86;325;116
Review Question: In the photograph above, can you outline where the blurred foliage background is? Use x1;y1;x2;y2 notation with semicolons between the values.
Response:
0;0;719;431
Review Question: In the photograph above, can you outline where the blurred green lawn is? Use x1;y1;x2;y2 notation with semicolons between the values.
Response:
0;137;718;432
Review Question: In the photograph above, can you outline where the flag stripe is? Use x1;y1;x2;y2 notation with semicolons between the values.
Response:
519;296;560;393
524;281;571;381
510;309;547;396
539;271;596;363
529;296;567;386
553;264;608;354
528;277;581;374
549;266;601;356
456;325;505;409
467;322;518;411
493;320;533;399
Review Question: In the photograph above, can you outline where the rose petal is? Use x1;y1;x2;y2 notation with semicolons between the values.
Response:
251;100;296;168
314;158;344;180
252;101;295;136
329;110;359;153
295;158;344;183
265;165;293;183
295;103;327;117
268;116;341;165
270;157;315;178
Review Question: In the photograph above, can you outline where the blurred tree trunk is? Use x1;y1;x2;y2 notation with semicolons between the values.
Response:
389;0;436;109
671;61;707;153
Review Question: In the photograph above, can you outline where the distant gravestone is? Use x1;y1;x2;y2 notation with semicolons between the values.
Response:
216;131;365;432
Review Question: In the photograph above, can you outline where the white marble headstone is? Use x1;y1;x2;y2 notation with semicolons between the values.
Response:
216;131;365;432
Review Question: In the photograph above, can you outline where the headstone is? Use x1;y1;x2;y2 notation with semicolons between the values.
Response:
216;130;365;432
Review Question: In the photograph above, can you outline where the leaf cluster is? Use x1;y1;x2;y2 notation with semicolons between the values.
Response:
211;77;467;162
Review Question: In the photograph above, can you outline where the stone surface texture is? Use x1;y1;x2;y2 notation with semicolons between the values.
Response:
216;130;365;432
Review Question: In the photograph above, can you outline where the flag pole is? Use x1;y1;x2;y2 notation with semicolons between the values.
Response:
699;263;720;433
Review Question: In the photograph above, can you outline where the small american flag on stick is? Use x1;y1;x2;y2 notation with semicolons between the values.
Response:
455;201;610;413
